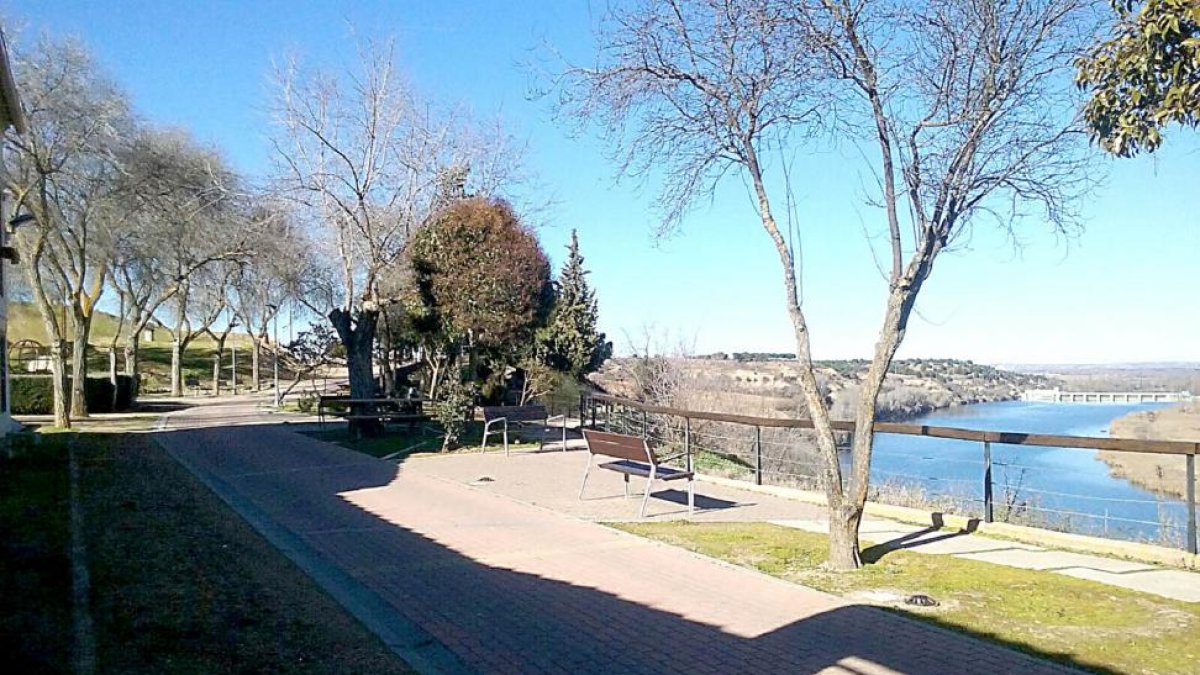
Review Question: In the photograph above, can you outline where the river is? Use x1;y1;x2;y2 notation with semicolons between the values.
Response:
868;400;1185;545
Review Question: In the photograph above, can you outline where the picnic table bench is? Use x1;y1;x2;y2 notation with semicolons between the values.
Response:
480;404;569;456
318;396;428;429
579;429;694;517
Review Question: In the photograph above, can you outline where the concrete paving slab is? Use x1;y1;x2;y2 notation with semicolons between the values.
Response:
1057;568;1200;603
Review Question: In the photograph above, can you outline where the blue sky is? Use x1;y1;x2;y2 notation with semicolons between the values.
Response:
7;1;1198;364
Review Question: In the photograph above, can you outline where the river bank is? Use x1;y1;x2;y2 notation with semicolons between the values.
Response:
1102;402;1200;499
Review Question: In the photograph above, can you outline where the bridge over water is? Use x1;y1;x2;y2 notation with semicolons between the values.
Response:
1022;389;1192;404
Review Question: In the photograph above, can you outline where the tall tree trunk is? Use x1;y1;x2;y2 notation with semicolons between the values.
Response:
251;338;261;392
170;338;183;396
211;343;222;397
330;307;379;434
108;348;119;412
124;334;139;377
49;339;70;429
69;317;90;418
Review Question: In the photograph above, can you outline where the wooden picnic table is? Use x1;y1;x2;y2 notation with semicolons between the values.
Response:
317;396;429;428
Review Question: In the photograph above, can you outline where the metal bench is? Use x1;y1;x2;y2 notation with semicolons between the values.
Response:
480;405;568;456
579;429;694;517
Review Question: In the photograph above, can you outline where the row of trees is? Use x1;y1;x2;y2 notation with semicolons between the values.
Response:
2;35;306;427
2;31;611;435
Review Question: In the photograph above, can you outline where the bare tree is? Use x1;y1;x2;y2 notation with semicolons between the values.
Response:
113;128;251;392
269;39;526;416
558;0;1097;569
230;200;306;391
2;35;134;425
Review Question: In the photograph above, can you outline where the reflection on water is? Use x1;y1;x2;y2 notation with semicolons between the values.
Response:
868;400;1183;544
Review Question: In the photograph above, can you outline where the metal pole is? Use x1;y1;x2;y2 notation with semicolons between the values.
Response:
685;417;692;473
641;410;648;439
1187;454;1197;555
231;344;237;394
272;313;280;408
590;395;597;429
754;425;762;486
983;441;994;524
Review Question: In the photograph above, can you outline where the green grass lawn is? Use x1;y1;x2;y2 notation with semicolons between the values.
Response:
615;521;1200;675
0;429;412;673
306;420;544;459
0;434;72;673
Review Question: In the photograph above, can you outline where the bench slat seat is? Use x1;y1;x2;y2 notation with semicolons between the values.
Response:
580;429;695;517
598;460;692;481
480;404;569;456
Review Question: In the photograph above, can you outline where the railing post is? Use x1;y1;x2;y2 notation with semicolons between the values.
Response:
579;392;586;431
1187;454;1197;555
641;410;648;439
754;425;762;486
983;441;994;524
684;417;692;473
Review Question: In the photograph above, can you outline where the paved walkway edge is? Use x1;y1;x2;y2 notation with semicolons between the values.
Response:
157;436;470;675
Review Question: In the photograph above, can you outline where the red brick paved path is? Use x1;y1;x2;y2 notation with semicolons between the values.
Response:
159;402;1078;674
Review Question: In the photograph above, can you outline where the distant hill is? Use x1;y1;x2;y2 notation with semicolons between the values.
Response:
5;301;252;349
590;357;1056;421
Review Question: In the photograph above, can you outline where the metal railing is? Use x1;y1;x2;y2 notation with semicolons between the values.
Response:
580;391;1200;554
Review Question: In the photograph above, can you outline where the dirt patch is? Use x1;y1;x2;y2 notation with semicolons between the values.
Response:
1102;403;1200;499
79;433;412;674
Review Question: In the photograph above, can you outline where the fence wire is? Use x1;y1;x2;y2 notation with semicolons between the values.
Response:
585;395;1196;551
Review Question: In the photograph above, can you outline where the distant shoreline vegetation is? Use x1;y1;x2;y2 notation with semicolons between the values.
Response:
591;357;1053;423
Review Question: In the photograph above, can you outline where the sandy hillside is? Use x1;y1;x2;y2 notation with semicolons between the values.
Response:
1102;402;1200;499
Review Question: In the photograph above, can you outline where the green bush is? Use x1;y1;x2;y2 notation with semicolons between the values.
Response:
10;377;55;415
296;393;316;414
431;379;479;451
11;375;139;415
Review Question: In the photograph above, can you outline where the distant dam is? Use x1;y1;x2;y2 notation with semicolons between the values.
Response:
1022;388;1191;404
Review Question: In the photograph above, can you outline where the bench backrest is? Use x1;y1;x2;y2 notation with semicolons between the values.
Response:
481;405;547;423
582;429;654;465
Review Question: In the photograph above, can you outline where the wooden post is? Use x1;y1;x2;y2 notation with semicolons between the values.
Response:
1187;454;1197;555
684;417;692;473
754;425;762;486
983;441;994;524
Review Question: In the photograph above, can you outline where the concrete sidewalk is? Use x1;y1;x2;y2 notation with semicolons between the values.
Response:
156;402;1075;674
411;448;1200;603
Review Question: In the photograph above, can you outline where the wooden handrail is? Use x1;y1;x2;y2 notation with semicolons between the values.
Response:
587;392;1200;456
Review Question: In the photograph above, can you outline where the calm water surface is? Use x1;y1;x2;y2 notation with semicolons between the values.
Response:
868;400;1185;543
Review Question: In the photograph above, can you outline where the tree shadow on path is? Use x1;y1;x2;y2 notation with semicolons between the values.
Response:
159;423;1106;675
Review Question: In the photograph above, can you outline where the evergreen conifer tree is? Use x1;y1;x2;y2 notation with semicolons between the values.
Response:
539;230;612;378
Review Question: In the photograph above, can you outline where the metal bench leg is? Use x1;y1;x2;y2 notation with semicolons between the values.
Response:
562;420;567;452
503;420;509;457
578;455;592;499
623;474;630;498
639;468;657;518
688;477;695;516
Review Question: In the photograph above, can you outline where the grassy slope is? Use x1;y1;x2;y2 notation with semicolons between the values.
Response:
9;301;266;392
617;521;1199;675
